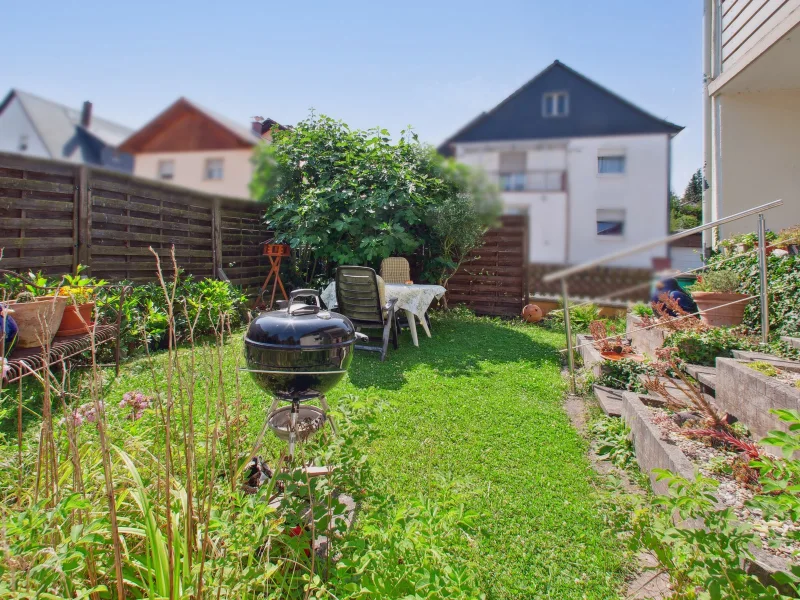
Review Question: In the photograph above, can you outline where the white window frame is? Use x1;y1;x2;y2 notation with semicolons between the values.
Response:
597;155;626;175
499;172;526;191
204;158;224;180
596;208;626;237
542;91;569;118
158;159;175;181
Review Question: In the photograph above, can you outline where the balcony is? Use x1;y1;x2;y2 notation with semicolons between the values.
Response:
491;170;566;192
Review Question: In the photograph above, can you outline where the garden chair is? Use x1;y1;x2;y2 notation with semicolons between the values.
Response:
335;266;398;361
379;257;410;284
380;256;432;333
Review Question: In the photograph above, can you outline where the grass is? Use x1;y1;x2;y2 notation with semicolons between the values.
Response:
2;311;630;599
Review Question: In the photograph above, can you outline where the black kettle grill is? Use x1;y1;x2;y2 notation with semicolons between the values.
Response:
244;289;362;456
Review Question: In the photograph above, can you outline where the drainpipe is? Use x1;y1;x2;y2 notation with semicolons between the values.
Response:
702;0;714;255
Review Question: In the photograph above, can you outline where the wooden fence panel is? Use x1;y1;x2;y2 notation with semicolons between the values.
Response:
446;215;528;316
0;153;271;295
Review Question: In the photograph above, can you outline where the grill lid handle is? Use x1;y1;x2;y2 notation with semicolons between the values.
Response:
288;289;321;315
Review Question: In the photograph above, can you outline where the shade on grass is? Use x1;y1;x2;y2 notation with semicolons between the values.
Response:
327;313;628;599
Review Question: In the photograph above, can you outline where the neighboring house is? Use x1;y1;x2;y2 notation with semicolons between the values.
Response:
0;89;133;172
119;98;283;198
439;60;683;270
669;232;704;273
703;0;800;247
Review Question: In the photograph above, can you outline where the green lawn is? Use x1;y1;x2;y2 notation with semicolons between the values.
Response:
6;312;629;599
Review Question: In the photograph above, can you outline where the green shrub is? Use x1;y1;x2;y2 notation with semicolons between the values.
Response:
689;269;740;294
705;249;800;337
596;359;651;393
591;417;636;470
630;302;654;318
664;328;757;366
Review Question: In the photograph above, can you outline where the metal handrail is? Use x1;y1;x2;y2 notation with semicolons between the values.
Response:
554;199;784;393
542;199;783;283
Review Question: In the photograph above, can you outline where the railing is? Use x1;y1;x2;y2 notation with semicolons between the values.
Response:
542;199;784;393
488;170;565;193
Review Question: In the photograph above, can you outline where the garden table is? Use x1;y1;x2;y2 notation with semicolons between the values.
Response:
321;282;446;347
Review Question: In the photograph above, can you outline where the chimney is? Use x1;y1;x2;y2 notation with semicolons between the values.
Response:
81;101;93;128
251;115;264;136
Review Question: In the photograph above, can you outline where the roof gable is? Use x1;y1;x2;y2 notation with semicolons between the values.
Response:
0;89;133;163
438;61;683;154
119;98;259;153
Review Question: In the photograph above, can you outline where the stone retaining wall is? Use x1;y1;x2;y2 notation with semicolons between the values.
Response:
626;314;666;358
715;358;800;446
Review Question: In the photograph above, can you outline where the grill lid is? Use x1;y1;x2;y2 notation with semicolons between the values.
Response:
245;289;356;349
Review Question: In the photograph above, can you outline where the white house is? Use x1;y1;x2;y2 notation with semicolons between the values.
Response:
0;89;133;171
119;98;283;199
703;0;800;247
439;61;683;271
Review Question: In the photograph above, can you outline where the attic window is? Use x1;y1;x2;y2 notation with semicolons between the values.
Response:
543;92;568;117
18;135;29;152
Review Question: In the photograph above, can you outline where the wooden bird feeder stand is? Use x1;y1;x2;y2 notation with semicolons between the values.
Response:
257;242;291;310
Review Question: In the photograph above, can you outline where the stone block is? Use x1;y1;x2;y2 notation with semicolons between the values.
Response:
626;314;666;359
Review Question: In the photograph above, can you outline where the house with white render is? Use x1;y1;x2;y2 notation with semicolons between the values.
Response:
703;0;800;249
439;60;683;292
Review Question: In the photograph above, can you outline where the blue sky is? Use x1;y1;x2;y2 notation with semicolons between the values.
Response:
3;0;702;192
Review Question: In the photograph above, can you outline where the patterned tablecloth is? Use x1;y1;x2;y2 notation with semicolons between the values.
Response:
321;282;446;321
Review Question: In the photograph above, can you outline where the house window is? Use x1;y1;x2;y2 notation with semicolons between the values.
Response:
18;135;28;152
500;173;526;191
543;92;568;117
205;158;224;180
158;160;175;181
598;155;626;174
597;209;625;236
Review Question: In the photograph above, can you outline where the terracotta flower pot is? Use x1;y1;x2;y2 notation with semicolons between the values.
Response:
6;296;67;348
691;291;750;327
601;351;644;362
56;301;95;336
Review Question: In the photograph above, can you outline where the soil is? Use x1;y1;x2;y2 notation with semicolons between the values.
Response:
648;405;800;562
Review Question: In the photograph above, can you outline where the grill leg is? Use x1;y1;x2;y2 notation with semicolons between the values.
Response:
288;400;299;459
319;395;337;435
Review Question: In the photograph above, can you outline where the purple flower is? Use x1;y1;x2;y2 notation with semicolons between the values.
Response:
120;390;152;420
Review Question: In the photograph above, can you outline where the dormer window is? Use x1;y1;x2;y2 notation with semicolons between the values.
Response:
543;92;568;117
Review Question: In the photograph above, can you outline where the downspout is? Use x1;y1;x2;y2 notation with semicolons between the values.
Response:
702;0;714;255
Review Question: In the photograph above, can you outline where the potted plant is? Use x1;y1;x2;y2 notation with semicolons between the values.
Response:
56;267;106;336
689;270;750;327
776;225;800;255
5;292;67;348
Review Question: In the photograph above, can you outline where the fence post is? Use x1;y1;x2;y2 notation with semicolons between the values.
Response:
211;197;223;278
76;167;91;272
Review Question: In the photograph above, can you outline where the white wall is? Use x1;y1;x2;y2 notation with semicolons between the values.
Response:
454;134;670;268
0;96;49;157
133;149;256;199
718;90;800;238
566;134;669;268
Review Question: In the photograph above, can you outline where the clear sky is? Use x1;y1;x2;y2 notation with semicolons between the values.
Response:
3;0;702;193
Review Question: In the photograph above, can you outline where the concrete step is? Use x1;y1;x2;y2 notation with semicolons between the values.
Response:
731;350;800;370
781;336;800;350
593;384;624;417
682;363;717;394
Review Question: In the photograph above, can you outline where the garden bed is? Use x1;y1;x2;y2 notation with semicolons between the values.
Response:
716;358;800;448
621;392;797;579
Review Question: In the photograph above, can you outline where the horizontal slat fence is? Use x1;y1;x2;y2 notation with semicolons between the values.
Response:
446;215;528;316
0;152;271;295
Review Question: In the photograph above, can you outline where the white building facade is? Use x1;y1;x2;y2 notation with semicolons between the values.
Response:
440;61;681;271
703;0;800;245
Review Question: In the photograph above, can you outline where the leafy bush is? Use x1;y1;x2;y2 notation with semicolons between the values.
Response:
596;358;651;393
664;327;757;366
251;112;500;286
630;302;654;318
689;269;740;293
591;417;636;470
705;249;800;336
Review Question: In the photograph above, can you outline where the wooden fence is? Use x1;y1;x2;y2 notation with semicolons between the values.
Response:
0;152;271;294
446;215;528;316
